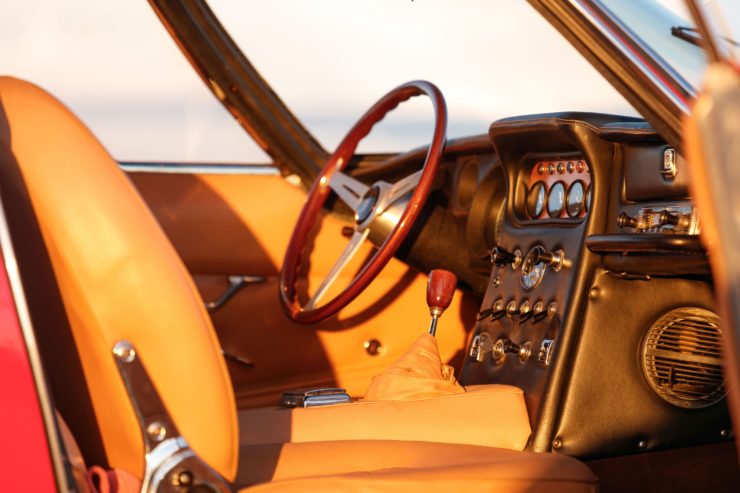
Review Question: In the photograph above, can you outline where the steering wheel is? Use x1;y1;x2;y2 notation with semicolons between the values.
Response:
280;80;447;324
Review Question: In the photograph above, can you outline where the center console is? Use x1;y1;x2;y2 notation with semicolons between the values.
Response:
458;113;732;457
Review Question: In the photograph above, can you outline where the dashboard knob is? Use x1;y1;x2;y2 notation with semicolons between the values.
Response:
489;246;521;268
617;212;639;228
658;210;680;227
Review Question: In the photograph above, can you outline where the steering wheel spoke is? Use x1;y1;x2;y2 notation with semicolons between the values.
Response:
304;228;370;310
280;80;447;323
329;171;369;212
376;169;423;215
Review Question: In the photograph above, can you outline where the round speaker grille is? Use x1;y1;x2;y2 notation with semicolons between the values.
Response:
642;307;726;409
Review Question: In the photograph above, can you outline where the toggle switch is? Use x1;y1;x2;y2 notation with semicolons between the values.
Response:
533;248;566;272
506;300;520;317
492;337;533;364
519;300;533;322
490;299;506;321
532;300;547;323
490;246;521;269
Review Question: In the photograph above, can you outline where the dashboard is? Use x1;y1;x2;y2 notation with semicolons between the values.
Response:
386;112;732;459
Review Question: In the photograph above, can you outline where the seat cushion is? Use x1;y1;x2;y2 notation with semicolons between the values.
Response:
239;384;530;449
236;440;597;492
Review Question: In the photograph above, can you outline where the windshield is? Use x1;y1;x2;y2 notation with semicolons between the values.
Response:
595;0;740;95
207;0;636;155
597;0;706;92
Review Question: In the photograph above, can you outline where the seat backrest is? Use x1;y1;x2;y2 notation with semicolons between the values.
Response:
0;77;238;481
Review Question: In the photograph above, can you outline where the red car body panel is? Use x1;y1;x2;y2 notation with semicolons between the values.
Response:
0;248;57;492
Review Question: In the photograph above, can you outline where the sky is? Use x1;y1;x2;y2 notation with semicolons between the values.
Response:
1;1;737;163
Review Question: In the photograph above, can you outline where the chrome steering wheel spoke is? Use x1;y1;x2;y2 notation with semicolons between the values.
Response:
328;171;370;212
304;228;370;310
375;169;422;215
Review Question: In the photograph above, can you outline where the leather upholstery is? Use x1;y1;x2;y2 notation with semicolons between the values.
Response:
235;440;598;491
0;76;598;493
130;172;476;408
363;333;464;401
239;333;530;449
239;384;530;449
0;76;238;480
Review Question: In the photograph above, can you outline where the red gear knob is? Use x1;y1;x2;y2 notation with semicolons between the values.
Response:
426;270;457;336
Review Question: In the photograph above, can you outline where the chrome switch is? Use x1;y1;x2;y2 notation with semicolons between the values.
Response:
469;332;494;362
537;339;555;367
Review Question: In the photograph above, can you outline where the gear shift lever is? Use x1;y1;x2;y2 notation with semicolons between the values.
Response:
426;269;457;336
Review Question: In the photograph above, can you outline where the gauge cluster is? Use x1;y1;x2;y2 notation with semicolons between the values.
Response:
526;159;591;220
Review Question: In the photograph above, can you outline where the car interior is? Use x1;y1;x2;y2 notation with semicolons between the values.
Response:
0;1;738;492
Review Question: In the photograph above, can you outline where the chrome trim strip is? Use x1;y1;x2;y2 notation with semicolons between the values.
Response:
0;193;70;492
120;162;280;176
571;0;691;114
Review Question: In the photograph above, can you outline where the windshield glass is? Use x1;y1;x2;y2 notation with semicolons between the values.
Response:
207;0;636;154
597;0;706;92
596;0;740;95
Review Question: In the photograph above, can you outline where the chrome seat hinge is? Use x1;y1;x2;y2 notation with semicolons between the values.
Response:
112;340;233;493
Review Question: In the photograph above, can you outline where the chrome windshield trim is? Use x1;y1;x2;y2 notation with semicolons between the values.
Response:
570;0;691;115
120;162;280;176
0;192;70;493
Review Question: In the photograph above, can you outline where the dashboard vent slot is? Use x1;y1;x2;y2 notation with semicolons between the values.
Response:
642;307;726;409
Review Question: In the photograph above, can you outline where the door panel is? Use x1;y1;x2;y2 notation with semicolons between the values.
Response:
130;171;477;408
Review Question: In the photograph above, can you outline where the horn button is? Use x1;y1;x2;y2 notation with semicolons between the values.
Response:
355;185;381;224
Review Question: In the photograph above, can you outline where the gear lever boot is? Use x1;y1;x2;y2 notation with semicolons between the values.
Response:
363;270;464;401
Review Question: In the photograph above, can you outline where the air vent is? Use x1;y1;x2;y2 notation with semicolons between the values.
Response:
642;307;726;409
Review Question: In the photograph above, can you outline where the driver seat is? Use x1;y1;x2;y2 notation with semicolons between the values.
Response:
0;76;597;492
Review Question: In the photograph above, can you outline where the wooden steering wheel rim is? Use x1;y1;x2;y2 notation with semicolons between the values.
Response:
280;80;447;324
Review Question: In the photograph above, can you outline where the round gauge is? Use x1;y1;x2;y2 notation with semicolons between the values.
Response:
585;183;592;212
521;246;547;291
527;181;546;219
546;181;566;218
566;180;586;217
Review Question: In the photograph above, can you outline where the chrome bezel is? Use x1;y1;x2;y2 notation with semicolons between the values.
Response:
527;181;547;219
566;179;586;218
546;181;566;218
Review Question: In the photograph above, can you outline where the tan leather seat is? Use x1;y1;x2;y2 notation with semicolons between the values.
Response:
0;76;597;492
239;384;530;449
236;440;596;491
239;333;531;450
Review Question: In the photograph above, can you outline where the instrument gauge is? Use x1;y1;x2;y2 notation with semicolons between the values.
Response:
527;181;546;219
546;181;566;218
566;180;585;217
585;183;592;212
